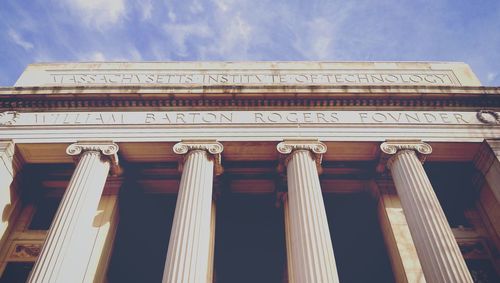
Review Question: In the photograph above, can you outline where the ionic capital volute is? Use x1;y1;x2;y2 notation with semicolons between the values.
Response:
173;140;224;175
377;140;432;172
66;141;121;175
277;139;327;174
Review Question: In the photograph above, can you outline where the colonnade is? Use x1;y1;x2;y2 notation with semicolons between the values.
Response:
0;139;479;282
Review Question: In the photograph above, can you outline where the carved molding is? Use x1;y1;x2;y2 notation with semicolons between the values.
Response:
476;110;500;125
0;111;19;126
377;140;432;172
66;141;120;175
173;140;224;175
0;140;23;178
277;140;327;174
2;96;500;112
11;243;42;259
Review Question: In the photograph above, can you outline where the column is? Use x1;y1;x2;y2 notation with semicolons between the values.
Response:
277;140;339;283
162;141;223;283
380;140;473;283
28;141;119;283
0;140;21;246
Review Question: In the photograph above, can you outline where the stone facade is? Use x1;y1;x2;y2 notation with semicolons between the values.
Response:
0;62;499;282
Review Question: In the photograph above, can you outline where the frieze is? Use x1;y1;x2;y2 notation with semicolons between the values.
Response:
0;110;497;127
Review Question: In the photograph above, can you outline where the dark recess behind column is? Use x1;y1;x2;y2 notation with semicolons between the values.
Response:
324;192;396;283
107;178;177;283
215;193;286;283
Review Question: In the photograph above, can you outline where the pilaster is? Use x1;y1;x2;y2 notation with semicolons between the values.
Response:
380;140;473;283
371;179;425;283
0;141;21;247
474;140;500;203
473;140;500;262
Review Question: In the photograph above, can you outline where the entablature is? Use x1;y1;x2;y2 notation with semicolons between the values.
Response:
1;85;500;112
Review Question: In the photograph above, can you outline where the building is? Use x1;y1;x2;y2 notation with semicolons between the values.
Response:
0;61;499;282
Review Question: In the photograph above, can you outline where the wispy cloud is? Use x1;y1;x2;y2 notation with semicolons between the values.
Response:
189;0;204;14
57;0;127;29
7;29;34;51
163;23;212;56
139;0;153;21
487;72;498;83
0;0;499;86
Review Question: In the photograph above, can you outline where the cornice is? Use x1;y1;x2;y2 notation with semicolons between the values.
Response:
2;97;500;112
1;85;500;111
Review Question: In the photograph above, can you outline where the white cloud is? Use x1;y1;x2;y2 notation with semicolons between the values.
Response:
90;52;106;61
189;0;204;14
212;0;232;12
168;10;176;22
291;17;335;59
202;14;252;58
76;51;107;61
164;23;212;55
129;48;143;61
8;29;34;51
58;0;126;29
487;72;498;83
139;0;153;20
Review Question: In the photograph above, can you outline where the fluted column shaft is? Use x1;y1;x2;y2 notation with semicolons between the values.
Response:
162;141;223;283
28;142;119;283
382;141;473;283
278;141;339;283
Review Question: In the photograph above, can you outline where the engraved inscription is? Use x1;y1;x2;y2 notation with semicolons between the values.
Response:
1;111;489;127
49;71;456;86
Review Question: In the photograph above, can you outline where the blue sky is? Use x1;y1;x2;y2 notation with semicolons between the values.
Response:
1;0;499;86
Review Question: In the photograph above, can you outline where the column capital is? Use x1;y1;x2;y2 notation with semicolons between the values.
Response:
173;140;224;175
66;141;120;174
377;140;432;172
277;139;327;173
